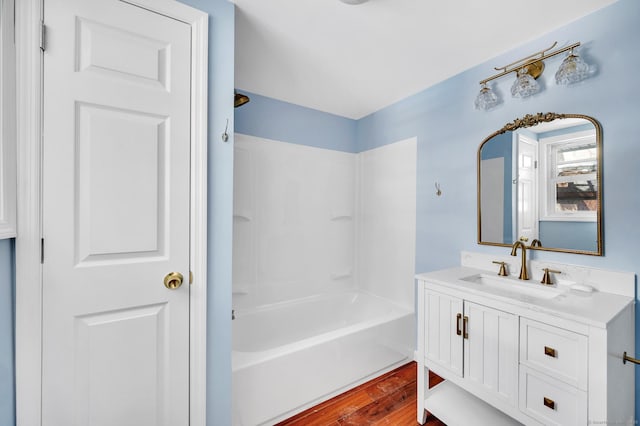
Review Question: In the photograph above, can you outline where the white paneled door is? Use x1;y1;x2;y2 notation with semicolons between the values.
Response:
42;1;191;425
516;134;538;243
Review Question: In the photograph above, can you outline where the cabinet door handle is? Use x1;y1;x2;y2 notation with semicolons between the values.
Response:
456;313;462;336
463;316;469;339
544;346;557;358
543;397;555;410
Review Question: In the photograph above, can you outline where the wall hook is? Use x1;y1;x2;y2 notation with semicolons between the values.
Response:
221;118;230;142
435;182;442;196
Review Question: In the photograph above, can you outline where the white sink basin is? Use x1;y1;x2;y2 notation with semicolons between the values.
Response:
461;273;565;300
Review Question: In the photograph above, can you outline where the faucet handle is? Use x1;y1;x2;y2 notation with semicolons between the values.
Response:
530;239;542;248
492;261;509;277
541;268;562;285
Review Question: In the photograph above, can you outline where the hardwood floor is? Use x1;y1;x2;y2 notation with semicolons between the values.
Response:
277;362;445;426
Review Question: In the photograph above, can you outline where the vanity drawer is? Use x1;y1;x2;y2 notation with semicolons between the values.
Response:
519;366;587;426
519;318;587;390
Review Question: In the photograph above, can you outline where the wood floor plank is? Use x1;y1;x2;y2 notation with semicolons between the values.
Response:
278;392;374;426
371;403;446;426
277;363;415;425
338;380;416;425
277;362;446;426
364;363;417;400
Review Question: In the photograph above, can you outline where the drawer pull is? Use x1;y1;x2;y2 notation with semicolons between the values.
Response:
543;397;556;410
463;316;469;339
456;313;462;336
544;346;557;358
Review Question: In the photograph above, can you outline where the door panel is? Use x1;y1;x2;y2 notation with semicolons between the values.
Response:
74;304;168;426
516;135;538;242
464;301;518;407
42;1;191;425
424;289;463;377
76;17;171;89
76;103;167;263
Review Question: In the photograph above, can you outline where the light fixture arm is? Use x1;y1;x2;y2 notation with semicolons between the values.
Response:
479;41;581;85
493;41;558;72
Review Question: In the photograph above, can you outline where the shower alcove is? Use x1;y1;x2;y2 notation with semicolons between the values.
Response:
232;134;417;425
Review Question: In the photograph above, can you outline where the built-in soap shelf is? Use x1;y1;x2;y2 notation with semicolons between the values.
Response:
329;214;353;221
233;211;252;221
330;269;353;280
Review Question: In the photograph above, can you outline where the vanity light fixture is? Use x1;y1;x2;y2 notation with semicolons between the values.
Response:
475;41;591;110
555;48;590;85
474;83;499;110
510;68;540;98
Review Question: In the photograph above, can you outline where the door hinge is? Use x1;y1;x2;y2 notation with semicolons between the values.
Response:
534;160;538;169
40;238;44;264
189;271;193;285
40;21;46;51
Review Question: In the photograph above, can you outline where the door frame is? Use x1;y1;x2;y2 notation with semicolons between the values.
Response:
15;1;209;425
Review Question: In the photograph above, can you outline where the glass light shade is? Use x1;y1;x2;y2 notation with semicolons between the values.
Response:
474;84;499;110
555;53;589;85
511;70;540;98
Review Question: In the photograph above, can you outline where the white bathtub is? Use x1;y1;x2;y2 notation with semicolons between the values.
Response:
231;289;415;426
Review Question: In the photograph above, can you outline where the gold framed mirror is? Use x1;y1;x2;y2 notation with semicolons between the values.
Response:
477;112;602;255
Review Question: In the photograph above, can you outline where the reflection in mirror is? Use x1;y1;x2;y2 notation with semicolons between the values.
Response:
478;113;602;255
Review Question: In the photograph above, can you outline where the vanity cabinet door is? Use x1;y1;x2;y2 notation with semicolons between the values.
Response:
464;301;518;407
424;289;463;378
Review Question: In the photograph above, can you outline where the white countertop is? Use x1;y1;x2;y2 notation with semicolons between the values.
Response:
417;266;634;329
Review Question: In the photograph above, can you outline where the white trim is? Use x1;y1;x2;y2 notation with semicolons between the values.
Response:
15;1;44;425
186;10;209;426
0;0;17;238
15;1;209;425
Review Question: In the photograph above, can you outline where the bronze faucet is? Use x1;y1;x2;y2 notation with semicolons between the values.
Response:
510;241;530;280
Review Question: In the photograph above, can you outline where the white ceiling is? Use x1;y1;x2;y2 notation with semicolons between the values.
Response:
233;0;617;119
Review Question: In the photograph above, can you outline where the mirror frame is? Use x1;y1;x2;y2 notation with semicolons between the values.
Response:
477;112;603;256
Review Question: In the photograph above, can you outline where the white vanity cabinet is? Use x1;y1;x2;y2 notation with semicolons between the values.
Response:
417;265;635;426
424;289;518;409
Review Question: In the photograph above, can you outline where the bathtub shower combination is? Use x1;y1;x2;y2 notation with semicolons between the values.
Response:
232;289;414;425
232;135;417;425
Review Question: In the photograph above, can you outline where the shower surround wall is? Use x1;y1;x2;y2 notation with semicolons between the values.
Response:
232;134;416;309
357;138;417;308
232;134;357;302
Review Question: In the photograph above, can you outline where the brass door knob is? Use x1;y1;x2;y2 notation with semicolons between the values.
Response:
164;272;184;290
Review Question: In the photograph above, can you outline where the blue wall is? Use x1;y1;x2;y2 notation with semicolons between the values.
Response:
235;91;358;153
0;239;15;426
